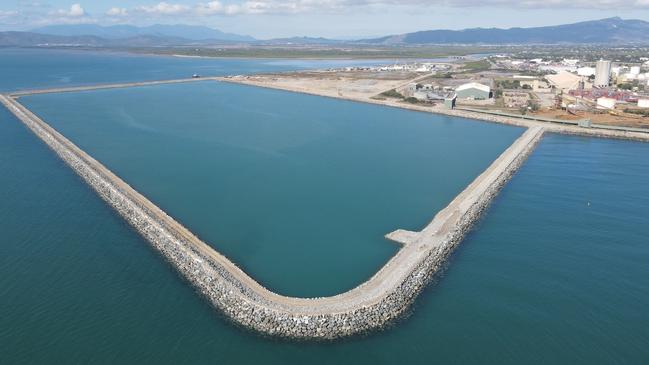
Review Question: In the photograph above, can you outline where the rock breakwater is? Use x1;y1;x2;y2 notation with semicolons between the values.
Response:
1;93;543;340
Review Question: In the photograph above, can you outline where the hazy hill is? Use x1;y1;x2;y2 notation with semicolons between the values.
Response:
361;17;649;45
0;31;227;47
32;24;255;42
4;18;649;48
0;31;105;46
257;36;343;45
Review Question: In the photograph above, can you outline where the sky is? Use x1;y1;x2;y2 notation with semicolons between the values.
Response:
2;0;649;39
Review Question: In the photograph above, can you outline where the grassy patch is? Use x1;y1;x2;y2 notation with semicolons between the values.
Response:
624;109;649;117
461;59;492;72
430;72;454;79
380;89;405;99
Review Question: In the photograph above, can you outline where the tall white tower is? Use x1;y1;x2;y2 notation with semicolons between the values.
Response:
594;60;612;88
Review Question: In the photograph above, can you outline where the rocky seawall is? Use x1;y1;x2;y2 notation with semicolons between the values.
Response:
1;94;543;340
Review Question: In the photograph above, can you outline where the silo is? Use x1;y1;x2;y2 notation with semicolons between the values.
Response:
594;60;612;88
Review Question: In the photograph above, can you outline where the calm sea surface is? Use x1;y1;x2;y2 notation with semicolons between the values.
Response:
1;49;648;364
0;48;388;93
20;81;522;297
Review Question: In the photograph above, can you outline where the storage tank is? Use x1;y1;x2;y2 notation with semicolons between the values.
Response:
594;60;612;88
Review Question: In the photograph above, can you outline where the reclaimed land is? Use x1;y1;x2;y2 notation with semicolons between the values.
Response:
219;76;649;142
4;74;647;339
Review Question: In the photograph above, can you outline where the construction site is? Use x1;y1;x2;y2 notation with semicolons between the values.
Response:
226;56;649;129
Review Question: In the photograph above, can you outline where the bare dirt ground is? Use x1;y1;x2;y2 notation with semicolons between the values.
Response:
229;70;426;100
534;109;649;129
227;70;649;129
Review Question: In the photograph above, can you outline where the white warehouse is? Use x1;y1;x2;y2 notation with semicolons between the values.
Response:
638;99;649;109
455;82;491;100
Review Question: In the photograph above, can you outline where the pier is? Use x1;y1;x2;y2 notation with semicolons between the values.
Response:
0;89;545;339
9;77;219;97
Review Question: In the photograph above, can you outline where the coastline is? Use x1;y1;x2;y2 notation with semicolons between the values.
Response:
217;76;649;142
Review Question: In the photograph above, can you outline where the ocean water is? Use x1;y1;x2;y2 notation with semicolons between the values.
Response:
0;48;387;93
20;81;522;297
2;49;649;364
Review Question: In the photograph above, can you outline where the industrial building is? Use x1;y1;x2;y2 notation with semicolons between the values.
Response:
594;60;612;88
512;76;550;91
577;67;596;77
638;99;649;109
569;89;638;103
413;91;446;102
502;91;530;108
546;71;586;92
455;82;491;100
444;95;457;109
596;97;616;110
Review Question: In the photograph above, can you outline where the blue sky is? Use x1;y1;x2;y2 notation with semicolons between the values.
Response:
2;1;649;39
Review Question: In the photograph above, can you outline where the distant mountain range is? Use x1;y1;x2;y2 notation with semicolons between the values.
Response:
361;17;649;45
31;24;255;42
258;36;344;45
0;31;106;47
1;18;649;47
0;31;220;47
0;24;255;47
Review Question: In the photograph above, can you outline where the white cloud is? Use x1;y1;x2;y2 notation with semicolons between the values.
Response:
136;2;191;15
106;7;128;16
7;0;649;30
37;3;96;25
195;1;224;14
0;10;20;27
130;0;649;18
193;0;337;15
194;1;254;15
0;10;19;17
145;0;350;16
433;0;649;8
56;3;86;17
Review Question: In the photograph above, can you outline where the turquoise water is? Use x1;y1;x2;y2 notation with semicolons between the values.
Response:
2;49;649;363
21;81;522;297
